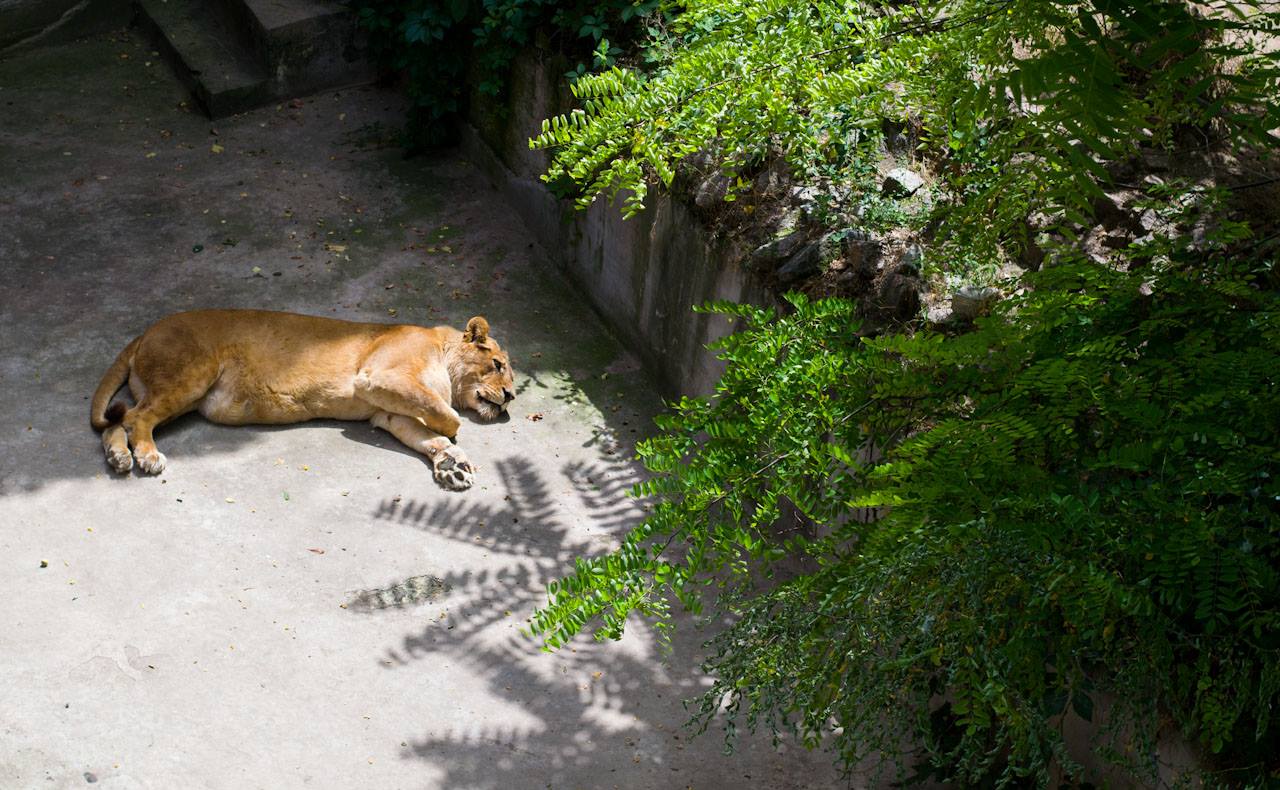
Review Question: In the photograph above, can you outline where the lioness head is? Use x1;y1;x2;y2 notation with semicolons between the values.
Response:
451;316;515;421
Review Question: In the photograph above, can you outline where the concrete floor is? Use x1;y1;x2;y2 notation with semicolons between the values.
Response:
0;29;845;790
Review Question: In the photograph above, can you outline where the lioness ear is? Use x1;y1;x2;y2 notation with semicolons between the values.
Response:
463;316;489;344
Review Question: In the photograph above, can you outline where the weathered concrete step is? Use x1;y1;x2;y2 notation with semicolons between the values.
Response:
135;0;269;118
134;0;372;118
229;0;374;98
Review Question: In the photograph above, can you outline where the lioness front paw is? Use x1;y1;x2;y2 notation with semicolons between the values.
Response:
106;446;133;474
432;446;474;491
135;450;167;475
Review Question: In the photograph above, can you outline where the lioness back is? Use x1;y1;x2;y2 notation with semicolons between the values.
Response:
133;309;442;425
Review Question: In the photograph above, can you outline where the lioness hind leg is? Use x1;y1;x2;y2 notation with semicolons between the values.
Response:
102;399;174;475
370;411;475;491
102;423;132;473
118;356;218;475
123;405;172;475
124;394;206;474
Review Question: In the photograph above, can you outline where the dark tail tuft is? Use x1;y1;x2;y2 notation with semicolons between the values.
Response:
104;402;128;426
91;335;139;431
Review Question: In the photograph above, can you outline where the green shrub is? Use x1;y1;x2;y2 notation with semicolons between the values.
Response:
534;218;1280;784
533;0;1280;262
525;0;1280;783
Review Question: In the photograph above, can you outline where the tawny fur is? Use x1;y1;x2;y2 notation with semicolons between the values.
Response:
90;309;516;489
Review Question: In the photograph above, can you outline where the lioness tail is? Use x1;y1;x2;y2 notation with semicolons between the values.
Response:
90;336;140;431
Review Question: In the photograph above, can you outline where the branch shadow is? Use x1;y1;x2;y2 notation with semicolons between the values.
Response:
355;451;845;789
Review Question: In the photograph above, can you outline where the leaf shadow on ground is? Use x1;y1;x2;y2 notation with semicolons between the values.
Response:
357;449;837;789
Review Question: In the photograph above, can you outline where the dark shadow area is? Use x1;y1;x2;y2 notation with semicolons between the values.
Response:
336;420;433;465
462;409;511;426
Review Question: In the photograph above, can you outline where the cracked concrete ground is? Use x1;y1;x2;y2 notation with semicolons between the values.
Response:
0;28;845;790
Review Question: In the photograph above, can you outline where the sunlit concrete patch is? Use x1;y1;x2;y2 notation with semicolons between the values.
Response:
0;27;847;790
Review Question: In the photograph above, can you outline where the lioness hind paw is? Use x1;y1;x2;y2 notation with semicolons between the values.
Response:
136;451;167;475
433;449;474;491
106;447;133;474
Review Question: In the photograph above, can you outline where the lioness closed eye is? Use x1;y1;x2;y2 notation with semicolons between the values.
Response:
90;310;516;491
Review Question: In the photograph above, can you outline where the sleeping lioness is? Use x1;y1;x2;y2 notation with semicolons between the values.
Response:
89;310;515;491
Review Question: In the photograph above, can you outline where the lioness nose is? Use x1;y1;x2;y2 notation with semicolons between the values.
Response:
502;388;514;403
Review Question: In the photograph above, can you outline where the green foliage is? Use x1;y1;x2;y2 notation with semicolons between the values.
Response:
524;0;1280;782
533;216;1280;783
348;0;664;147
532;0;1280;256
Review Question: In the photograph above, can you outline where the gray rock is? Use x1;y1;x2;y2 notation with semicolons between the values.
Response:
1101;228;1134;250
1018;233;1047;271
832;227;870;244
774;207;803;234
788;185;831;221
884;133;910;156
926;302;955;324
768;226;880;285
685;147;716;171
800;200;828;222
749;229;807;270
1141;150;1171;172
994;261;1024;282
950;284;1000;321
790;185;821;204
1092;193;1127;227
882;168;924;196
752;161;790;197
1138;209;1166;233
880;119;911;155
834;268;859;287
816;231;845;262
776;242;824;284
897;243;923;275
695;172;731;209
837;230;882;279
1094;190;1142;232
876;273;922;321
1081;226;1114;265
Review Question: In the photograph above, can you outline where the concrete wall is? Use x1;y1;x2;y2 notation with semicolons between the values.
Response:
461;48;774;399
0;0;129;51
